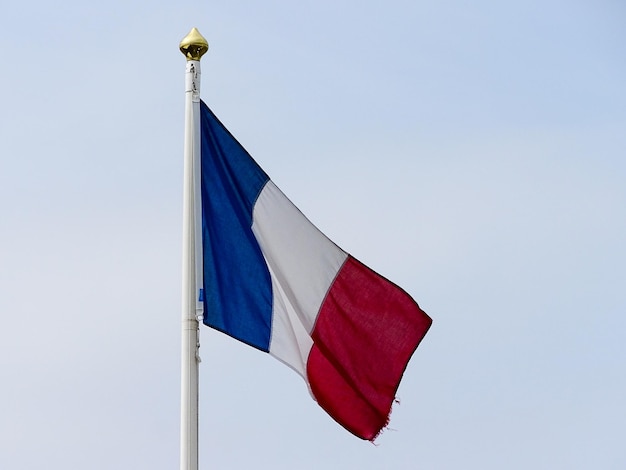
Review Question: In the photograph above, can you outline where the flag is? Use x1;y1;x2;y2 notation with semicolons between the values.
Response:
198;100;432;441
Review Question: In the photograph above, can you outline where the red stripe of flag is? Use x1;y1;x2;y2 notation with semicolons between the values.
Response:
306;256;432;441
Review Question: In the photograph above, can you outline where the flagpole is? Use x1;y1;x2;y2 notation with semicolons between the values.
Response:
179;27;208;470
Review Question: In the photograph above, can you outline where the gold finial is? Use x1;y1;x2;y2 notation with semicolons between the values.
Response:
179;27;209;61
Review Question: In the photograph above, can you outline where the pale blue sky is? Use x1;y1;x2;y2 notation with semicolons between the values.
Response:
1;1;625;469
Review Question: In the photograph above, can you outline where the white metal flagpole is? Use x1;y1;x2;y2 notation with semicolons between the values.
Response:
179;27;208;470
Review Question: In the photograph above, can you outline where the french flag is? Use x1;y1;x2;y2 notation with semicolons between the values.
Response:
199;100;432;441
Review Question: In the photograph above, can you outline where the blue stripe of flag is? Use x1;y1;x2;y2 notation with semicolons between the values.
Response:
199;101;273;351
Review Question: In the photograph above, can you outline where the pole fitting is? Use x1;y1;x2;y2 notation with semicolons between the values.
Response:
179;28;209;61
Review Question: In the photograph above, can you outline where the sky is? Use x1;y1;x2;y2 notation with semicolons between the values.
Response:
1;1;625;469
